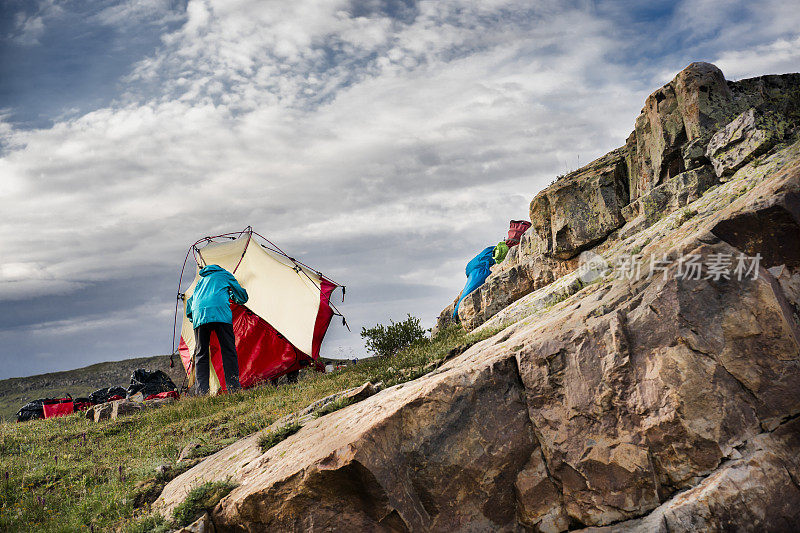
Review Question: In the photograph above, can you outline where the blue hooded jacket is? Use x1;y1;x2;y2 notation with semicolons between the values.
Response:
185;265;249;327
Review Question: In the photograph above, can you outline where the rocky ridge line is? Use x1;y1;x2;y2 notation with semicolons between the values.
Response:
437;62;800;332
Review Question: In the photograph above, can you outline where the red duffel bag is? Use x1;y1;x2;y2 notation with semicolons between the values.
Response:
144;390;179;401
43;398;74;419
506;220;532;246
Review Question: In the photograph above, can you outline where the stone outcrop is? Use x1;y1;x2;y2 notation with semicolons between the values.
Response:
157;64;800;532
435;61;800;334
707;106;788;177
530;148;630;260
580;418;800;532
455;253;576;330
176;512;216;533
620;165;717;237
431;297;459;336
626;62;734;199
518;237;800;525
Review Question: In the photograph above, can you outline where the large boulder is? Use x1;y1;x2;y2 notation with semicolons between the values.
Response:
157;353;539;531
519;237;800;526
529;147;629;260
706;106;790;177
627;62;733;200
673;62;736;142
578;418;800;532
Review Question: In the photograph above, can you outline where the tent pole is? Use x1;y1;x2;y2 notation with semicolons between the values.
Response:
172;245;194;363
232;227;252;274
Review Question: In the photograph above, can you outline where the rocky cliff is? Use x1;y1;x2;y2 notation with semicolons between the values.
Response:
155;63;800;532
437;62;800;332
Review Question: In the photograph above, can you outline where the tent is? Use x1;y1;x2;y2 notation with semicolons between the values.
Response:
173;227;344;394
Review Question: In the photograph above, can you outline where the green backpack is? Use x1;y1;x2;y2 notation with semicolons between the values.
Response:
493;241;509;264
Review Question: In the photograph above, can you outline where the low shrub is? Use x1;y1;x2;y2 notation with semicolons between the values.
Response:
127;513;170;533
258;421;302;452
313;396;356;418
361;314;428;358
171;480;237;528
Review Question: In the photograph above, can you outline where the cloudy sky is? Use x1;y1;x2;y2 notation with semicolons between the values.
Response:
1;0;799;379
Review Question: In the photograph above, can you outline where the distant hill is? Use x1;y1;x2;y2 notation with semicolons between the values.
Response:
0;354;186;421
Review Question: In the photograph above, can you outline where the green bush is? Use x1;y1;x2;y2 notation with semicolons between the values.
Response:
127;513;169;533
361;314;428;358
129;479;237;532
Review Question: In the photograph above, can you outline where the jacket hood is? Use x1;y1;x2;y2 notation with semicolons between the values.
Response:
199;264;225;276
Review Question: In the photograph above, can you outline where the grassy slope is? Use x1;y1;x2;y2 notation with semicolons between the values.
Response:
0;355;186;422
0;326;494;532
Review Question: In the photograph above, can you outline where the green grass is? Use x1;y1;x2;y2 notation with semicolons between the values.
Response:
258;421;302;452
313;395;357;419
0;324;496;532
128;480;237;533
171;480;237;528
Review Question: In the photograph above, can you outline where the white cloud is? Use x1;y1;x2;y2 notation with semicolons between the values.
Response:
6;0;65;46
715;35;800;80
10;14;45;45
93;0;185;28
0;0;639;292
1;0;799;375
21;306;142;336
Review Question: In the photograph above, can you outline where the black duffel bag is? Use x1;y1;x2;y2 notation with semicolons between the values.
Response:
17;399;47;422
127;369;177;398
88;386;128;404
16;396;71;422
72;397;93;411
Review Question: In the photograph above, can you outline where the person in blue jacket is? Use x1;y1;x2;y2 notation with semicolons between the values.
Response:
185;264;249;394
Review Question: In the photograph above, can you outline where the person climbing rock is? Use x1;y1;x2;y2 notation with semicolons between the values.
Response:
185;264;248;394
